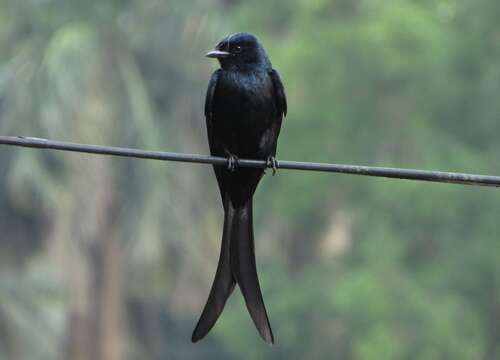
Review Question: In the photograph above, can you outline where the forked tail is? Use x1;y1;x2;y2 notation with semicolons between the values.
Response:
192;199;274;344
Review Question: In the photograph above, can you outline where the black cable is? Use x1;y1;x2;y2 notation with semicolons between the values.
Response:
0;135;499;188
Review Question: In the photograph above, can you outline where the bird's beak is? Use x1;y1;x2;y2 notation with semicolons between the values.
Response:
205;49;231;58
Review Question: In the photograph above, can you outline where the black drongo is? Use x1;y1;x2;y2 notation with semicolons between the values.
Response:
192;32;287;344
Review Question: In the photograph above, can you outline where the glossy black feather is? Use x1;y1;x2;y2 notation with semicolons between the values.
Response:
269;69;287;118
191;197;235;342
230;201;274;344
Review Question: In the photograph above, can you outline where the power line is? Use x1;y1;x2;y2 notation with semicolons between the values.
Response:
0;135;499;188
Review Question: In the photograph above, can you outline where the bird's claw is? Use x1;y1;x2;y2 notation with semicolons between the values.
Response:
266;156;279;176
226;154;239;172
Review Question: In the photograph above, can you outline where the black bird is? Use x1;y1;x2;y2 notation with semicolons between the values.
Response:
192;33;287;344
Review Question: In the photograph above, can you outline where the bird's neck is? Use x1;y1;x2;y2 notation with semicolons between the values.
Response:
221;63;270;74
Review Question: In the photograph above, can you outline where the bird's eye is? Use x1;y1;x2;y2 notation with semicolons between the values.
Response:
234;46;243;53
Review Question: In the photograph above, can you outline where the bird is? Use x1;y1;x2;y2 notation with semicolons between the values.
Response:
191;32;287;345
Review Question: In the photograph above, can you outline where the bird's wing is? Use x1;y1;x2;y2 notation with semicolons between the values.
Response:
204;69;227;203
269;69;287;118
205;69;221;155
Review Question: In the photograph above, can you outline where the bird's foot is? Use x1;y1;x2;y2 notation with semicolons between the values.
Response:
225;152;239;172
266;156;279;176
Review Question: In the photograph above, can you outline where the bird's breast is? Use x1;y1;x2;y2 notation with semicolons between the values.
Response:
215;71;275;127
211;69;278;158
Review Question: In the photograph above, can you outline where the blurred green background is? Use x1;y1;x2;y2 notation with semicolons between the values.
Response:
1;0;500;359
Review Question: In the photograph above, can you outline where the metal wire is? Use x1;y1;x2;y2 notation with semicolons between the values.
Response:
0;135;499;188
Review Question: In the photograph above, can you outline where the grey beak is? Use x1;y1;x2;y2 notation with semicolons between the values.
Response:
205;50;231;58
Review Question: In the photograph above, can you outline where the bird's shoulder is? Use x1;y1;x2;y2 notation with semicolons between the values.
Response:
206;67;285;116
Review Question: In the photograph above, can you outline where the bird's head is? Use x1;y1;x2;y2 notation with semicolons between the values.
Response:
206;32;271;71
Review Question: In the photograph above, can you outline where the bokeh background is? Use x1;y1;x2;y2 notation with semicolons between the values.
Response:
1;0;500;359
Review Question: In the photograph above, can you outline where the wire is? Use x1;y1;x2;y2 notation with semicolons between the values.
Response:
0;135;499;188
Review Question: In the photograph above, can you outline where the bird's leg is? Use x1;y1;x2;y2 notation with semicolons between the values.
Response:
266;156;279;176
225;150;239;172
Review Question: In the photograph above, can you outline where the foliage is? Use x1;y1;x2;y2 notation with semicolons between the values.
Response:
1;0;500;359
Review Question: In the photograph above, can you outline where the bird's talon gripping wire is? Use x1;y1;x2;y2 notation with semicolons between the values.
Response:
266;156;278;176
226;154;238;172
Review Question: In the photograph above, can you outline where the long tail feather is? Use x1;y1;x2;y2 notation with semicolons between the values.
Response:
230;201;274;344
191;201;236;342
